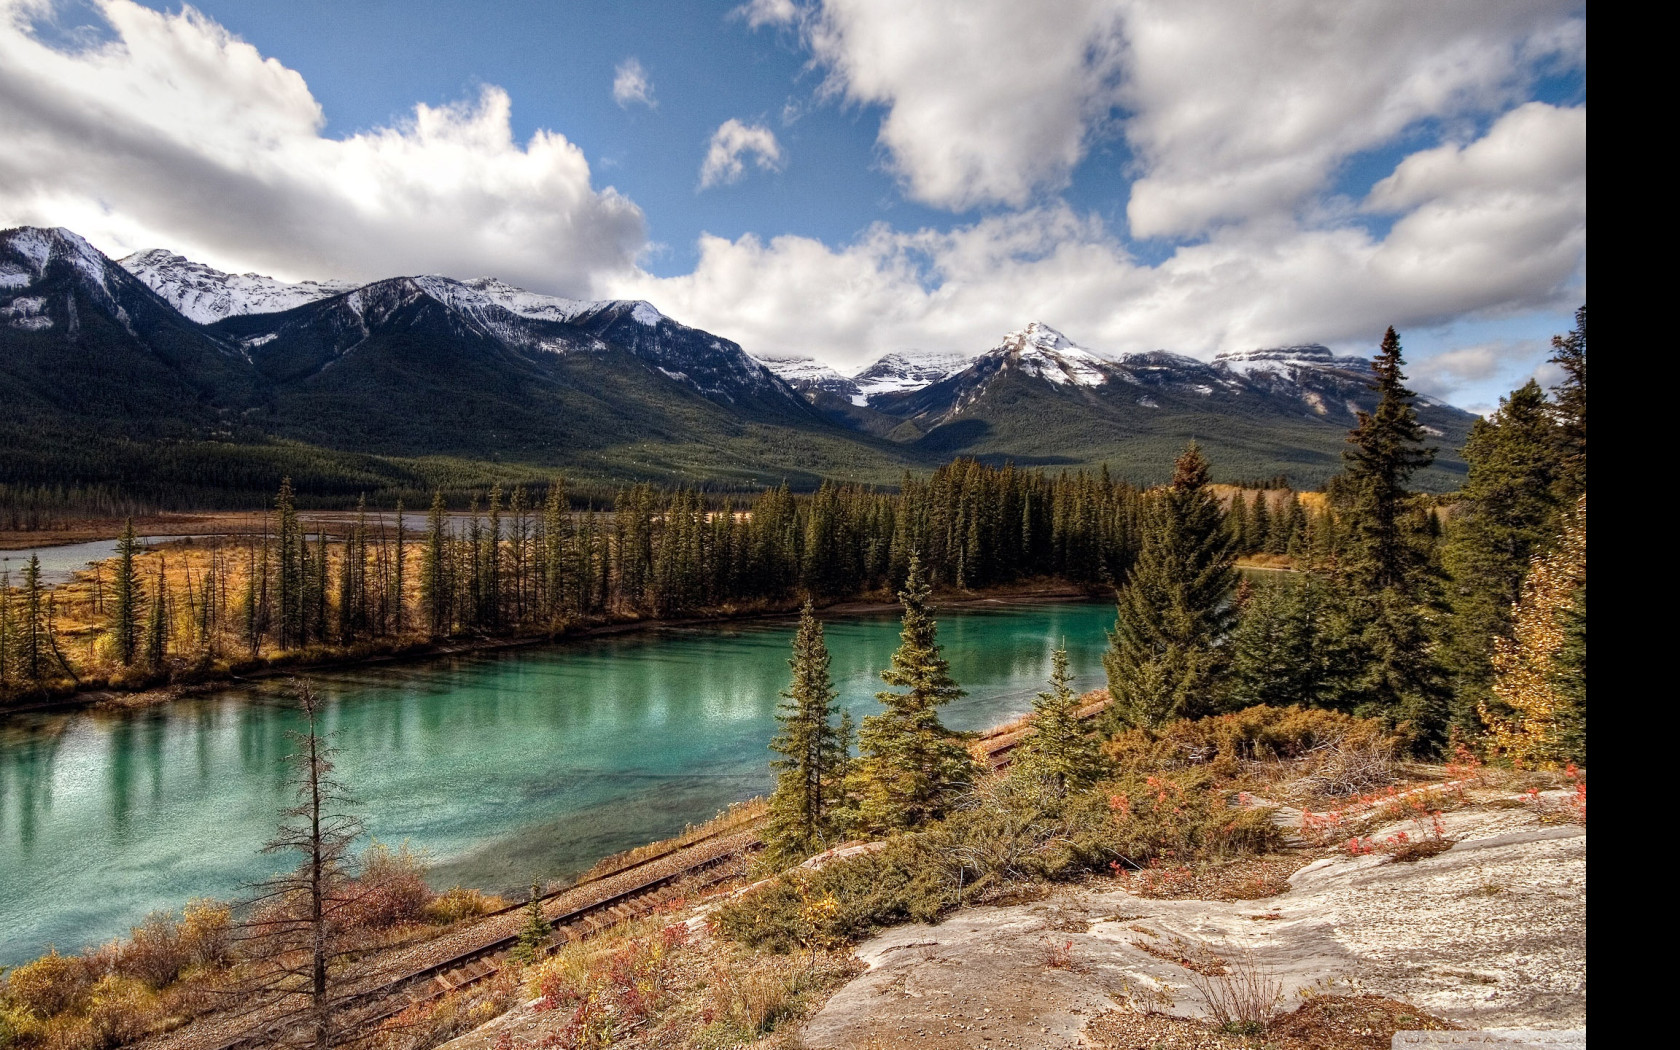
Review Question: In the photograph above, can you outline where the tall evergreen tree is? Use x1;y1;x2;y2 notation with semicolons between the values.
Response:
422;491;449;635
1226;576;1352;710
1442;380;1564;732
1012;647;1103;793
110;518;144;666
1103;443;1238;728
143;558;170;671
391;500;406;636
1337;328;1435;593
1332;329;1449;750
20;556;48;682
853;555;974;834
0;570;13;685
766;600;851;860
276;478;304;649
1548;305;1587;503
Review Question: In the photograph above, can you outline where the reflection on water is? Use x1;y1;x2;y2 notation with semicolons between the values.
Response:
0;599;1115;964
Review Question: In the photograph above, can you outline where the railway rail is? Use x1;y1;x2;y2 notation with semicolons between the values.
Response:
176;703;1098;1049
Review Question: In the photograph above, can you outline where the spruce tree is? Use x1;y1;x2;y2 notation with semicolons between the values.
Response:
1226;491;1249;553
1442;380;1564;732
1012;648;1103;793
1337;328;1435;593
513;885;550;965
111;518;144;666
766;600;851;860
21;556;47;682
1332;329;1449;750
853;554;974;834
1226;576;1352;710
1249;492;1271;556
422;491;449;635
143;558;169;671
1548;305;1586;503
1103;443;1237;728
276;478;303;649
391;500;406;636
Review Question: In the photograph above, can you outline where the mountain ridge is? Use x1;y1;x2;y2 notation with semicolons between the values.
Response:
2;226;1476;495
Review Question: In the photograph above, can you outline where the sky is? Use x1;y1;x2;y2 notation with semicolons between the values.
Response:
0;0;1586;413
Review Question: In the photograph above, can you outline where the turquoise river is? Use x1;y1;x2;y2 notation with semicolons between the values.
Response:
0;598;1115;965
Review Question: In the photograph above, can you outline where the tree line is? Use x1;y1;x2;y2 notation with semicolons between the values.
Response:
762;309;1588;858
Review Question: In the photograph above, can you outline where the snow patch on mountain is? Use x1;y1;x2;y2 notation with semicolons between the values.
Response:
119;249;355;324
1213;345;1367;376
6;227;134;330
853;349;975;400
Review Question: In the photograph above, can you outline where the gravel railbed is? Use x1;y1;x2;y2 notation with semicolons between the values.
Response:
138;828;763;1050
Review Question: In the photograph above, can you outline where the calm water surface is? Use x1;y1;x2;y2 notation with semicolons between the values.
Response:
0;599;1114;964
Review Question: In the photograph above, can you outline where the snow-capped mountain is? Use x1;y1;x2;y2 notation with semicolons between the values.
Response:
851;349;974;403
119;249;357;324
755;353;861;398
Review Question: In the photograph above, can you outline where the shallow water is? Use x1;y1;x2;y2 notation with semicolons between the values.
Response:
0;598;1116;964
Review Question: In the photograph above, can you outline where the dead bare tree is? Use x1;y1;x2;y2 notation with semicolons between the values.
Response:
241;678;365;1048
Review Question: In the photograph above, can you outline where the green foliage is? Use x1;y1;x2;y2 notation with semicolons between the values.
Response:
716;771;1281;953
851;555;976;835
513;886;550;967
1441;380;1567;733
110;520;143;667
1011;648;1105;793
1226;576;1354;711
1102;705;1393;780
1548;305;1587;503
765;601;852;863
1104;443;1238;728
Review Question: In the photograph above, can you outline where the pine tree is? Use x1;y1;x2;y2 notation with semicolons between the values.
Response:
276;478;303;649
1249;492;1271;555
1226;576;1353;710
1548;305;1587;503
111;518;144;666
422;491;449;635
1012;648;1103;793
853;554;974;834
1226;491;1249;553
143;557;170;671
1103;443;1237;728
1332;329;1449;750
1337;328;1435;593
766;600;851;860
513;885;550;965
391;500;406;636
21;556;48;682
1441;380;1564;733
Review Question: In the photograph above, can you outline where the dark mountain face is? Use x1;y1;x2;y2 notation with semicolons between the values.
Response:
860;323;1476;489
0;227;256;438
2;228;1479;493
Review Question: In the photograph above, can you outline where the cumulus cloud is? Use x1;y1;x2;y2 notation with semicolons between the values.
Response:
805;0;1125;211
612;57;655;108
733;0;800;29
0;0;645;292
793;0;1583;228
698;119;783;189
618;103;1585;372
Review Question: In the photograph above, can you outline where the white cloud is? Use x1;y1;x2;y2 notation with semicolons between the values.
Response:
805;0;1125;211
793;0;1583;228
698;119;783;189
612;56;655;109
733;0;800;29
618;103;1585;373
0;0;645;293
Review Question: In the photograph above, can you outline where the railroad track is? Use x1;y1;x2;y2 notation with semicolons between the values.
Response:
191;704;1102;1049
195;833;761;1050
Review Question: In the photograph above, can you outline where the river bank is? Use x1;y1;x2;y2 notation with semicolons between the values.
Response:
1;580;1103;717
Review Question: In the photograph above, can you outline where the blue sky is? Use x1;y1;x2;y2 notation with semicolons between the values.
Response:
1;0;1586;412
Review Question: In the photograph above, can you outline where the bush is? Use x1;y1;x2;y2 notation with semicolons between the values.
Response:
717;771;1282;952
422;887;506;926
2;950;92;1020
1104;705;1394;781
347;842;432;929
